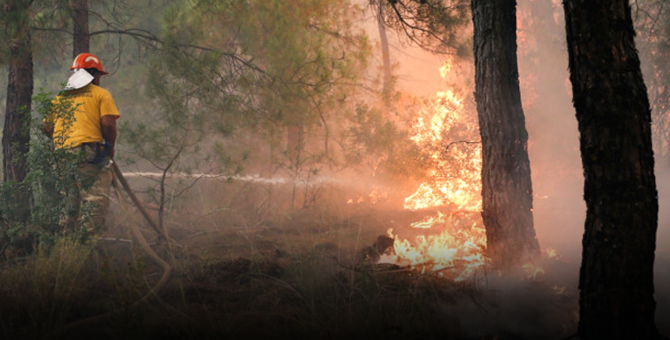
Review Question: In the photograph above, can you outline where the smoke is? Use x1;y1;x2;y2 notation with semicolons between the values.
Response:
515;0;670;334
437;274;579;338
654;164;670;334
515;0;583;286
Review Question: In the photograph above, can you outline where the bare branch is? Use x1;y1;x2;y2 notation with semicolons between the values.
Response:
444;140;481;153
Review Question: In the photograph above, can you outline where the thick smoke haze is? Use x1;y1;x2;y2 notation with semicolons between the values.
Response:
515;0;670;333
385;0;669;333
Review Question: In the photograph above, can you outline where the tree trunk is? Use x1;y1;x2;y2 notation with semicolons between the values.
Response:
2;0;33;220
3;0;33;182
563;1;661;339
471;0;539;269
72;0;89;56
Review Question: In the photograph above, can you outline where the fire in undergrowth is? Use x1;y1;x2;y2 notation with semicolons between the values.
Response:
401;84;482;212
377;61;489;281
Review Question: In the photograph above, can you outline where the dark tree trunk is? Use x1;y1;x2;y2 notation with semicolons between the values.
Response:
2;0;33;220
563;1;661;339
3;0;33;183
3;49;33;185
471;0;539;269
72;0;89;56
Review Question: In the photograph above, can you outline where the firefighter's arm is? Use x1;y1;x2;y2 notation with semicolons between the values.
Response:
101;115;119;159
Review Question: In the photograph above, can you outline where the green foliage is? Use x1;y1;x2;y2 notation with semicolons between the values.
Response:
30;92;91;239
116;0;377;210
0;0;33;63
377;0;472;56
1;0;459;219
0;182;36;254
155;0;371;148
119;48;242;217
343;103;426;181
0;91;96;251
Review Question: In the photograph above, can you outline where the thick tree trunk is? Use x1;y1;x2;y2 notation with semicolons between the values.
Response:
72;0;89;56
471;0;539;269
563;1;661;339
2;0;33;220
3;0;33;184
3;52;33;185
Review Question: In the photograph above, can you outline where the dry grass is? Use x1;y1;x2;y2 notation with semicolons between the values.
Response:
0;180;579;339
0;238;100;337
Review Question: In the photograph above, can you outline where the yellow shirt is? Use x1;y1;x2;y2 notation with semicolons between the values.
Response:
47;84;120;148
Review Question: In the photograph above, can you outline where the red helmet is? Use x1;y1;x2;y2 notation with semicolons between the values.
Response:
70;53;109;75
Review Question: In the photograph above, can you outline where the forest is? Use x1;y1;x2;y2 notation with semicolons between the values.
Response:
0;0;669;339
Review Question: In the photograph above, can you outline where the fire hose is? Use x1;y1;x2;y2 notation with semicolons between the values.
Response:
110;162;168;240
44;161;173;338
110;160;172;295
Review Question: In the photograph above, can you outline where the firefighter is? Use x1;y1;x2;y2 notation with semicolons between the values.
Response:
42;52;120;234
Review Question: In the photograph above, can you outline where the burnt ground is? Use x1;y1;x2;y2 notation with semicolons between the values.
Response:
0;179;597;339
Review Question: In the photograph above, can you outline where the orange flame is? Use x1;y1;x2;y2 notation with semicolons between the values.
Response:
402;77;481;212
378;62;488;281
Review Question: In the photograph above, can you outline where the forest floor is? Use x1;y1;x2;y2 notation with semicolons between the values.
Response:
0;177;645;340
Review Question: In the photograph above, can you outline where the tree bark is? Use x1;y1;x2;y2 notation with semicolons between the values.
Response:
72;0;89;56
3;0;33;182
563;1;661;339
2;0;33;220
471;0;539;269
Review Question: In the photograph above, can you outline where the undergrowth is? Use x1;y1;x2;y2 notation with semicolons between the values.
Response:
0;205;471;340
0;238;96;338
0;169;577;340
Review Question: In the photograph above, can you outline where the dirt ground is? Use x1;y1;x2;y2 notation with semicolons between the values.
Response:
1;178;584;339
